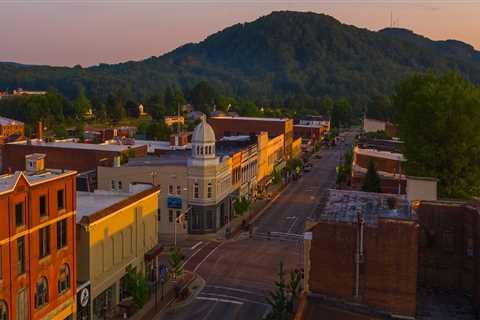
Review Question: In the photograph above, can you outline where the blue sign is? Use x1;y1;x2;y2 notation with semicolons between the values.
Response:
167;197;182;209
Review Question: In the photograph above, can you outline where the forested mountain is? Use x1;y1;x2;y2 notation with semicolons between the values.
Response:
1;11;479;103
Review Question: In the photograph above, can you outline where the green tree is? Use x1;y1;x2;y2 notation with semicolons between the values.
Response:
146;121;170;140
287;269;302;314
234;196;251;216
271;168;283;185
73;89;92;117
362;160;381;193
265;262;289;320
124;266;149;309
394;72;480;198
190;81;216;114
168;247;184;280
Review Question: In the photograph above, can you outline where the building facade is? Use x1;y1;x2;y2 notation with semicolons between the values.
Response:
208;116;293;159
0;155;77;320
76;185;160;320
304;190;418;318
3;139;147;174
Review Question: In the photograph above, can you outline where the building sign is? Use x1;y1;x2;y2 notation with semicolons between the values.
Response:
77;283;91;320
167;196;182;209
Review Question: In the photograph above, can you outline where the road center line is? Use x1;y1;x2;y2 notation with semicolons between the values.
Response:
205;285;264;296
196;296;244;305
193;242;224;273
181;242;209;269
191;241;203;250
199;293;269;306
287;216;298;234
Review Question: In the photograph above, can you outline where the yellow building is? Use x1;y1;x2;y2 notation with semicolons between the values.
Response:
75;184;161;319
292;137;302;159
257;132;285;188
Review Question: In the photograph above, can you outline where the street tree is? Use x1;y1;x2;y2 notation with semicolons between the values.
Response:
265;262;289;320
394;72;480;198
362;160;381;193
168;247;184;280
234;196;251;216
125;266;149;309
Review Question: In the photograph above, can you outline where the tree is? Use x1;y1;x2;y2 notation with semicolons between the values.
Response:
362;160;381;193
271;168;283;185
145;121;170;140
234;196;251;216
124;266;149;309
190;81;216;114
394;72;480;198
265;262;289;320
73;88;92;117
286;269;302;314
331;98;352;128
168;247;184;280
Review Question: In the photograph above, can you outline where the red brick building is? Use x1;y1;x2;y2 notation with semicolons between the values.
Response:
0;154;77;320
2;139;147;174
208;116;294;159
304;190;418;318
293;124;325;143
416;200;480;318
351;146;406;194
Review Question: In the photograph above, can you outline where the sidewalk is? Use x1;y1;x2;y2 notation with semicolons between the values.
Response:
216;182;287;240
126;271;196;320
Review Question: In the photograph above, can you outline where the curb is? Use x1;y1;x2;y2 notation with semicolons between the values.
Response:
165;274;206;313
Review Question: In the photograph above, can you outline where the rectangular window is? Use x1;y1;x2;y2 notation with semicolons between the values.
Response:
118;181;122;190
168;210;173;223
157;209;161;221
15;202;24;227
177;185;181;195
17;237;25;275
57;189;65;211
0;245;2;279
39;195;47;217
168;185;173;194
194;183;199;199
57;219;68;249
207;183;212;198
111;180;116;190
39;226;50;258
206;211;214;229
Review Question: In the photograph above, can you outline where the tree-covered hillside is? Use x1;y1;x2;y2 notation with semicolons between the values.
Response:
1;11;479;105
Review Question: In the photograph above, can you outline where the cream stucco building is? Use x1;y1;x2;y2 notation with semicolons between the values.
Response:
75;185;160;319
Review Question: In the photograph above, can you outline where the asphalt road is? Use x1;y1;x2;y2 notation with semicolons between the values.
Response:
160;131;356;320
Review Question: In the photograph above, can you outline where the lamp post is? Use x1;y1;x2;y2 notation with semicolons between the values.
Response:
174;206;192;247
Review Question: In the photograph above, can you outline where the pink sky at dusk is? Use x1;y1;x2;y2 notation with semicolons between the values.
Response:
1;1;479;67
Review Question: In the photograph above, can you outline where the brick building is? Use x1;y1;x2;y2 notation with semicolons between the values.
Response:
351;146;406;194
416;200;480;318
0;154;77;320
2;139;147;174
293;124;325;143
208;116;294;159
303;190;418;318
0;117;24;138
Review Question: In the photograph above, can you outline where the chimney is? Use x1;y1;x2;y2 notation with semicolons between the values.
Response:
36;121;43;140
25;153;46;174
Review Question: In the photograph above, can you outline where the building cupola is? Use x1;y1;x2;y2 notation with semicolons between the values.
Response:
191;116;216;160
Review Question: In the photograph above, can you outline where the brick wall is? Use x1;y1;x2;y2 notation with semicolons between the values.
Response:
417;202;480;301
2;143;147;173
309;218;418;317
354;153;402;175
351;176;406;194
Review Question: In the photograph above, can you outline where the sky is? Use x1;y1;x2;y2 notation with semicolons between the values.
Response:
0;0;479;67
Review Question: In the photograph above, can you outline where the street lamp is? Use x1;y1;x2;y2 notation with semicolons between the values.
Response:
174;206;191;247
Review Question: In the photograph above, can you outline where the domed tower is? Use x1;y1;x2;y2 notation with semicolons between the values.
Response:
191;117;216;158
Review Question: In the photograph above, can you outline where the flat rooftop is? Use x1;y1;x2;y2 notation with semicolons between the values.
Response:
0;169;76;194
0;116;23;126
135;140;192;153
294;124;324;128
9;138;146;152
76;184;155;223
126;152;190;167
210;116;290;122
320;189;413;225
354;146;406;161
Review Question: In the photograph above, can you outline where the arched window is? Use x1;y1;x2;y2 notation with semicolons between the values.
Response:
196;145;200;155
0;300;7;320
208;145;212;154
200;147;204;155
58;264;70;294
35;277;48;309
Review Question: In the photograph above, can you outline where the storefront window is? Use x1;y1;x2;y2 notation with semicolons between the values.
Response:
93;285;115;320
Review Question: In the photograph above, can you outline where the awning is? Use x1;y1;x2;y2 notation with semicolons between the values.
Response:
144;244;164;261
